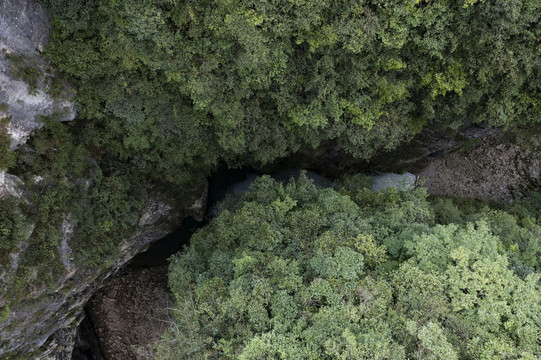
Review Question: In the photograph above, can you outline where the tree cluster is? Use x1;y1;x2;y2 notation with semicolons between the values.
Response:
158;174;541;359
38;0;541;182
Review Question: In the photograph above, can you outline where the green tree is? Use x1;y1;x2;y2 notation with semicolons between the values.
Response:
37;0;541;178
156;175;541;359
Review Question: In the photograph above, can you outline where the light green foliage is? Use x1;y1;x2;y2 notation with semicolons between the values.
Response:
14;0;541;354
407;320;458;360
158;175;541;359
421;61;468;99
430;194;541;276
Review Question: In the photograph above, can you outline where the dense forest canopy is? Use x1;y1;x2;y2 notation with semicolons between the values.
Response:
0;1;536;288
37;0;541;184
8;0;536;268
158;174;541;359
1;1;541;357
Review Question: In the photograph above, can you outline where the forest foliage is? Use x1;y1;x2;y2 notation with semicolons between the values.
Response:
0;0;540;357
36;0;541;182
158;174;541;360
12;0;538;271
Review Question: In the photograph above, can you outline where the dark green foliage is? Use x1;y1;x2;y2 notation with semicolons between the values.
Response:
21;0;541;293
3;115;152;300
0;304;9;322
160;175;540;359
0;117;14;170
14;0;541;354
13;115;147;266
0;197;28;256
37;0;541;176
5;53;43;94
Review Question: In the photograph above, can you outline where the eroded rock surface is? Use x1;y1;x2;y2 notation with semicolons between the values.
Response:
0;169;25;198
86;266;172;360
418;134;541;201
0;0;76;150
0;0;51;53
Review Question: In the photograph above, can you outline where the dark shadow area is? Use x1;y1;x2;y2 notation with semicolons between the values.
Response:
71;311;106;360
128;166;258;269
127;216;202;269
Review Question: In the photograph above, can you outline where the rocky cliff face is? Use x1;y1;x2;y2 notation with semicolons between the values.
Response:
0;1;209;358
0;0;76;150
0;179;208;359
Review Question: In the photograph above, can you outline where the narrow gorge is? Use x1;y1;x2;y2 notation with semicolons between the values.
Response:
1;0;540;359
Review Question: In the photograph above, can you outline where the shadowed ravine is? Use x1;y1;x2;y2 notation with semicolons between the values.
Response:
71;131;541;360
72;166;416;359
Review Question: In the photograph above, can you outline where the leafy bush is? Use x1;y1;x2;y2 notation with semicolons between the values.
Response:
158;175;540;359
0;197;28;255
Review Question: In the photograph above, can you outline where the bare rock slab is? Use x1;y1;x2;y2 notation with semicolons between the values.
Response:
86;266;172;360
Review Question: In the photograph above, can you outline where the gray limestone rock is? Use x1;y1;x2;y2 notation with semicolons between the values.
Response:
0;169;25;198
0;0;51;53
0;0;76;150
0;180;208;359
370;172;417;192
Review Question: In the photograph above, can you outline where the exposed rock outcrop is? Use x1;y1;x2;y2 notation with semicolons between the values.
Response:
86;266;171;360
0;169;25;198
418;133;541;201
0;181;208;359
0;0;76;150
371;172;417;192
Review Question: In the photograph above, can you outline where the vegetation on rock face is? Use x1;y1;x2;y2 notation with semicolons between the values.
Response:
19;0;540;266
1;110;169;316
1;0;541;356
158;175;541;359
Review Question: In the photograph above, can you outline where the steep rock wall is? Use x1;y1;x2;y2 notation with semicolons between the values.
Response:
0;1;209;358
0;179;208;359
0;0;75;150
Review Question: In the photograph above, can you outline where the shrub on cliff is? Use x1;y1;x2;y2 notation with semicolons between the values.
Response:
158;175;540;359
